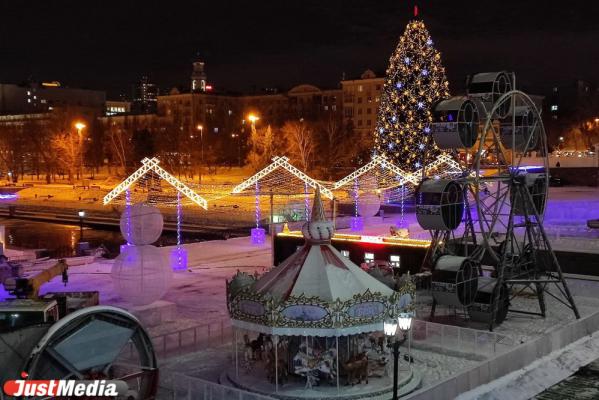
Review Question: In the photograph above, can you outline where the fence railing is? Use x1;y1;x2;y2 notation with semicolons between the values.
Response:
150;320;233;358
172;373;275;400
124;319;233;361
411;319;514;356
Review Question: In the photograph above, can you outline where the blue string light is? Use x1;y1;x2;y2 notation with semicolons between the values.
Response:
255;181;261;228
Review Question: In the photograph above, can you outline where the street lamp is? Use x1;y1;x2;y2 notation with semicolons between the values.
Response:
231;133;242;167
247;113;259;125
74;122;86;180
384;313;413;400
78;210;86;242
398;312;413;367
196;124;204;184
384;317;407;400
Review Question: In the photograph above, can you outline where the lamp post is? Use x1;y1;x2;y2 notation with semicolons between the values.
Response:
75;122;86;180
196;124;204;184
384;313;412;400
398;312;413;368
78;210;85;242
231;133;241;167
247;113;259;127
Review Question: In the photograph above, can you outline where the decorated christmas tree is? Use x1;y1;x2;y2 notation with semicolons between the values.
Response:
374;16;450;172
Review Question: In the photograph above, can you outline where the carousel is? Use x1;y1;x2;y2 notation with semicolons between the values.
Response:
226;189;420;399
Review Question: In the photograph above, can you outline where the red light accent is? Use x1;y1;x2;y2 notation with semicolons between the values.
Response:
414;5;419;17
21;372;28;379
205;85;213;91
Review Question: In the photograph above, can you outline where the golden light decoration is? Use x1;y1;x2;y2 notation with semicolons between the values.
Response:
374;18;450;173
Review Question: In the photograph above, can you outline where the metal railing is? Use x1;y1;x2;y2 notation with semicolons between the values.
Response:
411;319;514;356
172;373;276;400
124;319;232;361
150;320;233;358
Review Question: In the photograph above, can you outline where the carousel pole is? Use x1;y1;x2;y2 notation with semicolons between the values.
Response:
335;336;340;392
235;328;239;378
274;335;279;392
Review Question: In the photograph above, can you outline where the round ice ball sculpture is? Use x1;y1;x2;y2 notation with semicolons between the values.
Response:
120;203;164;245
111;245;172;305
357;193;381;218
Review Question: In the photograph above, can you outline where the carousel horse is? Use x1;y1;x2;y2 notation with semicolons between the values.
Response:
293;344;320;389
265;340;289;384
316;348;338;385
342;352;369;385
243;333;265;361
365;335;389;377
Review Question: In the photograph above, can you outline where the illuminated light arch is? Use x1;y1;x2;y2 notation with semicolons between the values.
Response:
103;157;208;209
231;156;334;199
406;153;463;182
333;155;419;190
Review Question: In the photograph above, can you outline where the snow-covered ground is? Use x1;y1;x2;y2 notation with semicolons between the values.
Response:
39;236;271;325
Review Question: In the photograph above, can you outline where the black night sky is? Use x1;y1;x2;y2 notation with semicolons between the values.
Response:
1;0;599;99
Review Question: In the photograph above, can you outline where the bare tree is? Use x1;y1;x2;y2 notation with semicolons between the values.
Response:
52;128;80;184
315;116;352;180
23;119;56;183
247;124;277;171
106;121;130;176
282;120;315;172
0;124;27;182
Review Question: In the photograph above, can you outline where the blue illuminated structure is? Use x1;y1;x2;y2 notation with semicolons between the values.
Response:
171;191;188;271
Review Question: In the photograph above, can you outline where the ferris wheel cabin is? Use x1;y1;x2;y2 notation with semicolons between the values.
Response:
416;179;465;231
500;105;540;152
467;71;514;117
431;96;479;149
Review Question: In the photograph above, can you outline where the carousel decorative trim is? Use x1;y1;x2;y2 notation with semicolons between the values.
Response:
227;271;415;335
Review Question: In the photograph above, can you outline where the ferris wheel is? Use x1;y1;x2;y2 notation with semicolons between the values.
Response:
416;71;579;331
16;306;158;399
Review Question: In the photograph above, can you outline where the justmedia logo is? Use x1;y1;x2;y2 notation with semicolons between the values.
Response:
3;372;128;397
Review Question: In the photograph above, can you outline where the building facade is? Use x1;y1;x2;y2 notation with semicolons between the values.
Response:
0;82;105;116
340;69;384;137
131;76;159;114
105;100;131;116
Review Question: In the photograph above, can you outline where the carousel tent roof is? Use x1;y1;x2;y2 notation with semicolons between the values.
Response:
253;189;393;302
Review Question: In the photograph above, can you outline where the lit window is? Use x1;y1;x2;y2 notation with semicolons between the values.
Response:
27;91;31;96
27;99;31;103
332;105;336;111
214;127;219;133
341;250;350;258
358;85;363;92
390;255;400;268
324;105;329;111
551;105;558;111
364;252;374;261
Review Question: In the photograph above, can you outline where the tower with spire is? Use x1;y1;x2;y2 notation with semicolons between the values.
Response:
191;56;207;93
